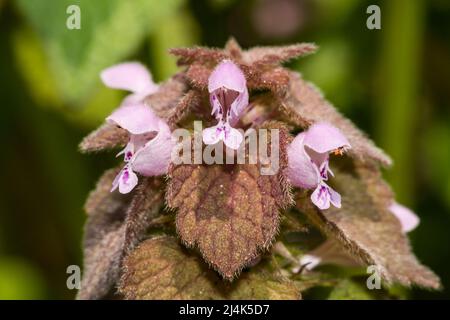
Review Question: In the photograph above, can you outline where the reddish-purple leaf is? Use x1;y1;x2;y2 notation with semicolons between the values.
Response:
277;72;392;166
119;236;301;299
77;170;164;300
296;161;441;289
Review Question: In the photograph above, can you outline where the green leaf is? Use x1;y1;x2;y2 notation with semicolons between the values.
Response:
16;0;184;106
119;236;301;300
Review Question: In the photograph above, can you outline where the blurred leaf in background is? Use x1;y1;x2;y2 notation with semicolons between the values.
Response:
149;8;199;81
0;257;46;299
14;0;185;124
11;25;123;126
16;0;184;104
423;121;450;210
328;279;372;300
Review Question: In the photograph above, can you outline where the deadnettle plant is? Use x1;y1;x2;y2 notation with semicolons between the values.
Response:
78;39;441;300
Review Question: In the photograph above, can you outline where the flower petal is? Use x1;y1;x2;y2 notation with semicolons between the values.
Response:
229;88;249;126
208;60;247;93
223;125;244;150
328;184;342;208
131;122;173;176
303;122;351;154
311;183;331;210
100;62;158;94
116;142;134;161
389;202;420;233
298;254;322;271
202;123;225;146
120;168;138;194
311;182;341;210
298;239;360;271
106;104;161;135
111;166;138;194
121;92;152;105
287;133;320;189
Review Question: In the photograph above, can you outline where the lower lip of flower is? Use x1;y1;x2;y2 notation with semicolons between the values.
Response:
123;169;129;182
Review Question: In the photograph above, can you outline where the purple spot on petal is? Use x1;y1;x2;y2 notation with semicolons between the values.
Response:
125;151;133;160
122;169;129;183
320;166;327;179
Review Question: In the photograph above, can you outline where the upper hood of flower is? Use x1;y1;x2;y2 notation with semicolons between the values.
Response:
208;60;247;93
100;62;158;95
106;103;163;135
110;115;173;194
303;122;351;154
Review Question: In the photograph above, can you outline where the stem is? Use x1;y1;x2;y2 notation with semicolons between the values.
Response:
376;0;425;205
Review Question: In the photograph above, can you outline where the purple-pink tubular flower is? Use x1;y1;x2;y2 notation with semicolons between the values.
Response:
202;60;249;150
106;104;173;194
101;63;172;194
298;202;420;271
101;62;159;105
296;239;360;272
287;122;351;210
389;202;420;233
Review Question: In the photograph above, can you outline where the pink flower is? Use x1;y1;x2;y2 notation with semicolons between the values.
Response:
296;239;360;272
202;60;249;150
100;63;173;194
389;202;420;233
101;62;159;105
106;104;173;194
287;122;351;210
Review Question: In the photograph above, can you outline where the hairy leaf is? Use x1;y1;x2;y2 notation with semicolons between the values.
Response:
296;160;441;289
185;62;292;95
244;65;291;92
169;47;227;66
77;170;164;299
170;41;316;68
184;63;211;89
243;43;317;67
119;236;301;300
144;74;188;121
166;90;203;129
168;164;279;279
79;123;128;153
224;37;244;60
167;124;292;279
277;72;392;166
176;39;316;92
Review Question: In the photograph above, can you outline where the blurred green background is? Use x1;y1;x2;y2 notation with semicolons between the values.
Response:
0;0;449;299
